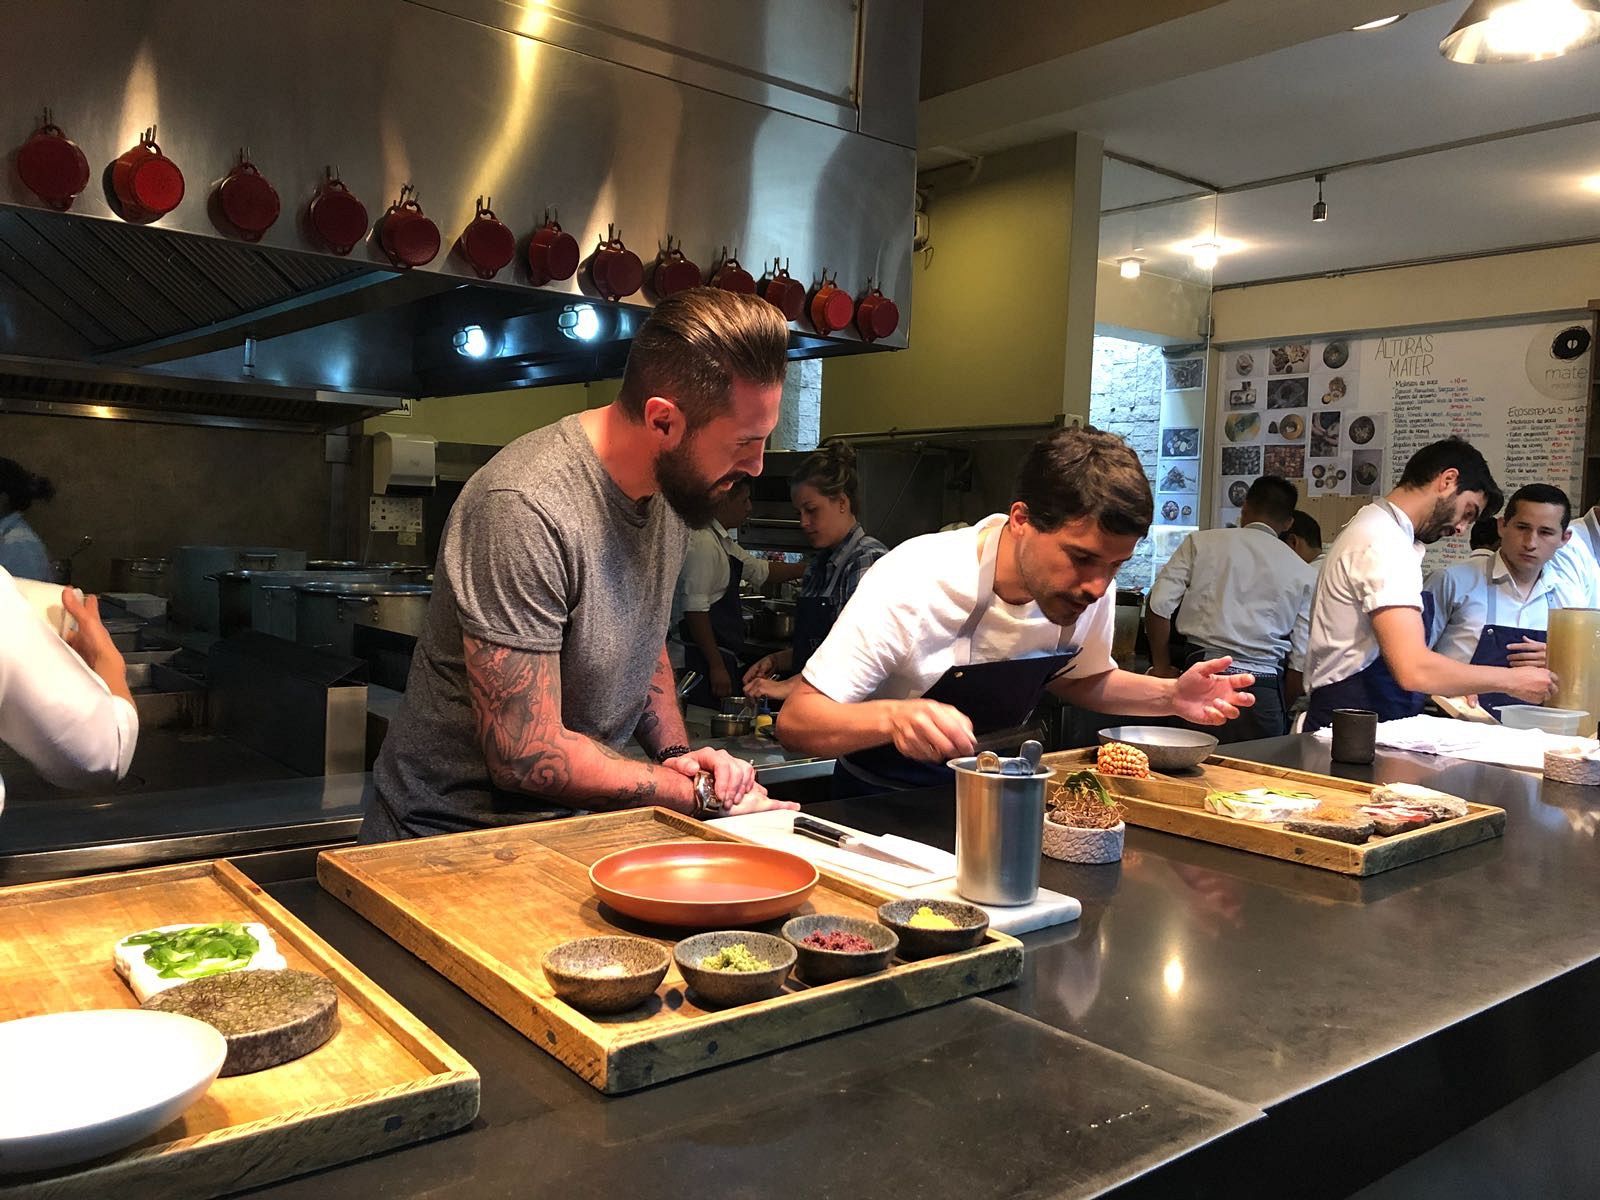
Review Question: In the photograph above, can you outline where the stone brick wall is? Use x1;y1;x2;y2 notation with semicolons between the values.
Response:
774;359;822;451
1090;336;1165;590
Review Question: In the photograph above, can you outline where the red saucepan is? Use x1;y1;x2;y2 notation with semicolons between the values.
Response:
527;211;580;285
378;185;441;268
808;270;854;336
855;285;900;343
306;171;370;256
759;258;806;322
456;196;516;279
647;235;702;299
16;112;89;210
707;249;755;294
589;841;819;927
585;225;643;301
214;155;280;241
111;128;184;222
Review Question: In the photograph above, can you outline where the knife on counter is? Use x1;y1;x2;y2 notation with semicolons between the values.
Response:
792;815;929;871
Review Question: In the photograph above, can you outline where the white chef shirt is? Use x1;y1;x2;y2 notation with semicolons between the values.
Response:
1147;523;1315;676
0;567;139;813
1568;508;1600;562
1287;551;1327;673
1428;543;1600;662
1304;501;1426;692
667;521;771;668
802;514;1116;703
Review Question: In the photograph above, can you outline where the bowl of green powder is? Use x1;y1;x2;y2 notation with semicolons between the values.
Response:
673;931;796;1007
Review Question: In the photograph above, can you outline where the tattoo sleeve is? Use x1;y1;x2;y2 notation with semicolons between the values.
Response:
634;645;690;757
463;634;693;812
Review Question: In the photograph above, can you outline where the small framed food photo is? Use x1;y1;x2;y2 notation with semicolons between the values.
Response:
1352;448;1384;495
1223;410;1262;445
1265;411;1307;446
1310;409;1342;458
1307;453;1353;496
1161;427;1201;457
1263;444;1305;480
1164;356;1205;391
1345;411;1384;449
1221;445;1262;477
1266;377;1310;410
1228;350;1256;381
1156;458;1199;495
1227;380;1259;410
1321;340;1351;370
1317;374;1351;406
1221;476;1254;510
1268;343;1310;375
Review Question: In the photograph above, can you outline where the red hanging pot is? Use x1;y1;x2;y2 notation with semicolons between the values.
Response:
456;196;515;279
647;236;702;299
378;186;440;268
111;128;184;222
527;212;580;285
215;156;280;241
807;271;854;336
586;226;642;301
855;285;900;343
16;114;89;210
306;172;369;256
759;258;805;322
708;249;755;295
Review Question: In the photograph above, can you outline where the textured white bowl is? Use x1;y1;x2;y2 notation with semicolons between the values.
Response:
0;1009;226;1174
1043;817;1126;864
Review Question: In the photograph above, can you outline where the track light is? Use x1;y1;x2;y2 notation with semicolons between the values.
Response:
1311;174;1329;223
1118;256;1144;280
1189;242;1220;271
1441;0;1600;63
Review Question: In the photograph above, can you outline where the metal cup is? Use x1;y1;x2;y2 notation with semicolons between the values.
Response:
949;756;1050;906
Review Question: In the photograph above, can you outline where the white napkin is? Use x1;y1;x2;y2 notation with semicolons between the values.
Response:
1313;713;1598;772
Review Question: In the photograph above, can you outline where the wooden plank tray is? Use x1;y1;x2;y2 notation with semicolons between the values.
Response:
1044;750;1505;876
317;807;1023;1094
0;860;479;1200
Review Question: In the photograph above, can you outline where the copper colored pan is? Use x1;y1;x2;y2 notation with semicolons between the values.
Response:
589;841;818;927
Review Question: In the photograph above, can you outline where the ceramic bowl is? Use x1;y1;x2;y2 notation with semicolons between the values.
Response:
673;931;795;1007
876;898;989;960
542;936;670;1014
781;914;898;984
1097;726;1219;771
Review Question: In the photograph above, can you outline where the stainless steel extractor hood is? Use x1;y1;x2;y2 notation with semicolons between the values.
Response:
0;0;919;429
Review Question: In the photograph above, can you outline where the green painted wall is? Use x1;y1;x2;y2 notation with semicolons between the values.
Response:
364;379;620;446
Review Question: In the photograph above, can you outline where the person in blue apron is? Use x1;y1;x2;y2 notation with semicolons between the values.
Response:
773;428;1257;797
1303;438;1556;732
742;440;887;704
671;478;805;706
1426;483;1599;716
0;457;55;582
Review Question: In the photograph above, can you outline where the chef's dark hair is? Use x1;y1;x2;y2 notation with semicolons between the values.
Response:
1244;475;1298;525
791;439;861;515
1286;509;1322;549
1013;427;1153;536
1469;516;1501;550
0;457;55;513
1398;437;1501;516
1504;483;1572;529
618;288;789;430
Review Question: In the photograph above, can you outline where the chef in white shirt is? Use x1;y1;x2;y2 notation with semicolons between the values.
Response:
669;477;806;703
1567;503;1600;562
1303;437;1555;731
0;569;139;811
1283;510;1327;708
1280;509;1323;567
1427;484;1599;714
777;428;1255;796
1146;475;1313;741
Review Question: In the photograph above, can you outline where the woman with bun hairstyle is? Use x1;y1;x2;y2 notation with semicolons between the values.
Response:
0;457;54;581
744;439;887;702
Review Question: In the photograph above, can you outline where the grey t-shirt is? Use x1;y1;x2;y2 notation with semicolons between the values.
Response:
364;414;689;841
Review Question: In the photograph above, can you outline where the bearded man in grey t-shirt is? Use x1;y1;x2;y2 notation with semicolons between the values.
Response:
363;289;800;841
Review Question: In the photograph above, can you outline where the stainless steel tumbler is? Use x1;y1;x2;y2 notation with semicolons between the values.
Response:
950;756;1050;906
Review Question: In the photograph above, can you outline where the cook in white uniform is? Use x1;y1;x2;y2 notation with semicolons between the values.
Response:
0;568;139;812
1302;437;1555;731
1146;476;1314;742
1280;509;1323;567
1567;504;1600;562
777;428;1255;795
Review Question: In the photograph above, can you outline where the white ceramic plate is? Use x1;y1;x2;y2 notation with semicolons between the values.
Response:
0;1009;226;1175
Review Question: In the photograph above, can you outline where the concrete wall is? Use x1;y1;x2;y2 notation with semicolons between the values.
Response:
1095;262;1212;346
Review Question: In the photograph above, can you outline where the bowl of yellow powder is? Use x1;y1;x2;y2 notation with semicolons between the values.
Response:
673;931;796;1007
876;898;989;959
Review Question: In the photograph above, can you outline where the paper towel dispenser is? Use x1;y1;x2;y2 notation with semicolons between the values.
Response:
373;432;437;493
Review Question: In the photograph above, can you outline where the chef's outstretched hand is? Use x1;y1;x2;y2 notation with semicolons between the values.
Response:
891;699;976;764
1172;656;1255;725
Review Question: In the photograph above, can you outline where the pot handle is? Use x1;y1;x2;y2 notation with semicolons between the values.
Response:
334;594;377;608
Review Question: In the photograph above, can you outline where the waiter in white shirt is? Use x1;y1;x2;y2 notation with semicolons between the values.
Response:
1146;475;1312;741
777;428;1255;796
670;477;805;703
1568;503;1600;561
1303;437;1555;731
1427;483;1598;715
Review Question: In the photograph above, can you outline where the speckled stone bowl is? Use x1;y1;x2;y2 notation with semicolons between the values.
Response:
876;898;989;960
781;914;898;984
673;931;796;1007
542;936;670;1014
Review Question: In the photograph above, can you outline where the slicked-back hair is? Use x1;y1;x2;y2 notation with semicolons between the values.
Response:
1504;483;1572;529
1398;437;1499;516
1244;475;1298;526
1013;426;1154;537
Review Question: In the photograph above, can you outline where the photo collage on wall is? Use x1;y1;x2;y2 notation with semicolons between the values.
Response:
1155;355;1206;531
1215;337;1386;525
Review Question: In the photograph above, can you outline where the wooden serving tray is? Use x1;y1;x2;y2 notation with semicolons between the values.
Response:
0;860;479;1200
1044;750;1506;876
317;808;1023;1094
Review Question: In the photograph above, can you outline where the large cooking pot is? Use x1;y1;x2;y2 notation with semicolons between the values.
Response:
173;546;308;631
756;600;796;640
293;581;432;656
208;569;258;637
109;556;171;596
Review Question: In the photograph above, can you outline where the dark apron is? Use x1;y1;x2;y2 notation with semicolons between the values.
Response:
681;551;744;709
1469;625;1546;717
1305;591;1435;733
790;593;836;677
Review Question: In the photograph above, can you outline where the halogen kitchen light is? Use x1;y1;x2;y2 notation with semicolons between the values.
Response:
1441;0;1600;62
1118;256;1144;280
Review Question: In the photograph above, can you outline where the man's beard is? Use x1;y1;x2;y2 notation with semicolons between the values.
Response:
656;440;743;529
1018;543;1093;627
1415;495;1460;545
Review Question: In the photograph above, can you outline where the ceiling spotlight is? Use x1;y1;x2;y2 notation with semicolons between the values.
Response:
558;303;603;342
1311;174;1329;223
1189;242;1220;271
1441;0;1600;63
453;324;490;359
1353;14;1407;30
1118;256;1144;280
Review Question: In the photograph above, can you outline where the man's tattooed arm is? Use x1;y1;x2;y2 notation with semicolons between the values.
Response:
463;635;695;811
634;645;690;758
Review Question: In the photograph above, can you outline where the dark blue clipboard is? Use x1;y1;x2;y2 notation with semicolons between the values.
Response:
921;648;1081;735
